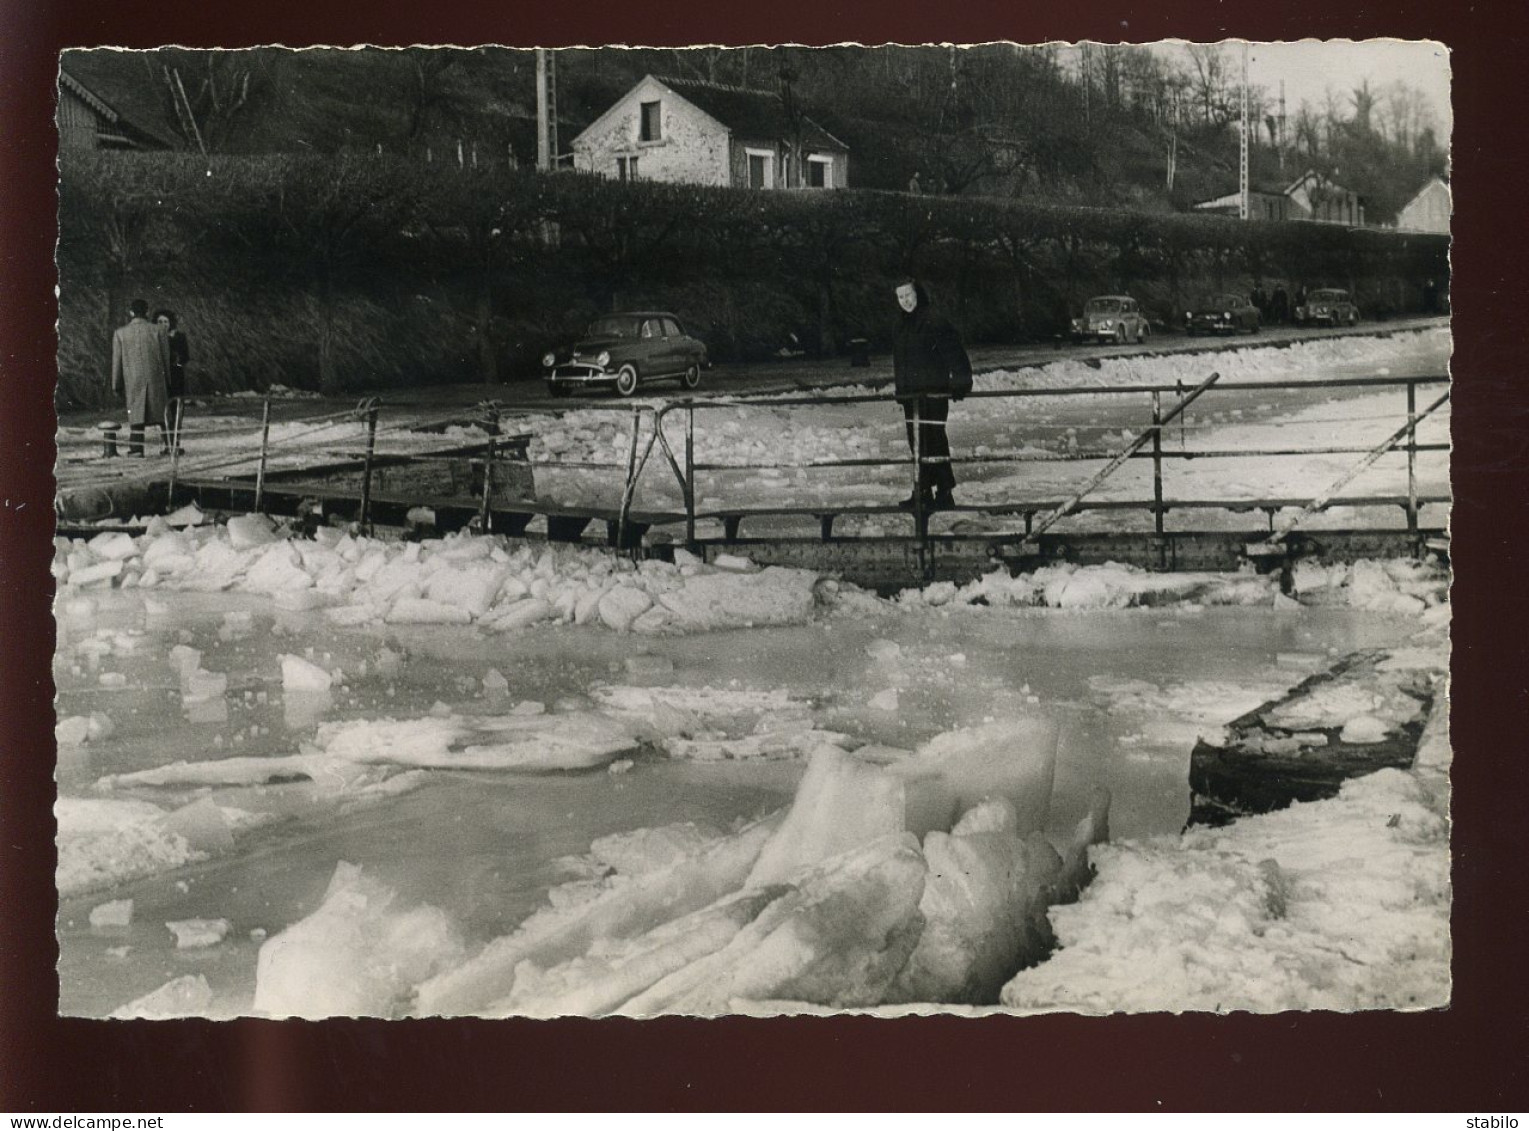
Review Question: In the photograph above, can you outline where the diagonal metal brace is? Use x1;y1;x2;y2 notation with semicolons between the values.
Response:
1250;387;1451;554
1018;371;1222;551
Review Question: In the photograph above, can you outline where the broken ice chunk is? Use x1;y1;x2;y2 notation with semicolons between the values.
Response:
1339;715;1391;744
280;654;333;692
747;748;906;887
254;862;465;1019
623;833;927;1016
89;898;134;930
158;797;235;855
226;513;278;549
55;716;91;745
166;918;232;949
109;974;213;1019
890;717;1059;836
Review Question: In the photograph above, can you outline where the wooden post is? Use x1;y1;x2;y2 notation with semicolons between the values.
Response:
166;398;186;503
685;404;696;548
254;395;273;513
618;408;643;553
359;398;380;534
1406;380;1419;549
479;401;500;534
1151;390;1165;537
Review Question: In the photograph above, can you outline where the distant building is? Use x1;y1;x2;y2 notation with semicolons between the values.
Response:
58;54;180;152
570;74;849;190
1192;169;1365;226
1192;186;1295;222
1395;176;1451;234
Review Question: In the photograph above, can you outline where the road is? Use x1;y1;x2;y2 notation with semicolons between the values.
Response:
402;315;1450;407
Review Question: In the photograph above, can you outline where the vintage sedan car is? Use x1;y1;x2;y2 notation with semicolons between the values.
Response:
1185;293;1262;336
1070;295;1150;344
1295;288;1361;328
543;312;708;397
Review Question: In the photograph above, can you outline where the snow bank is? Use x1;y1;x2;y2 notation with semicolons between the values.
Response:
54;525;825;637
900;558;1449;614
1000;765;1450;1013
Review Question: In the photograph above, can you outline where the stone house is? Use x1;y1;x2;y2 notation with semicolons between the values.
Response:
570;74;849;190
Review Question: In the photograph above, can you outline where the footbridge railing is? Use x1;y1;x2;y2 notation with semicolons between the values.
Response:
59;371;1450;578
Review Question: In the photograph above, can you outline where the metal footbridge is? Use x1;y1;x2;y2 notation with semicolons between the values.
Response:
56;369;1450;587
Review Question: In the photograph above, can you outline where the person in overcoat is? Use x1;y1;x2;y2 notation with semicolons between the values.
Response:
892;278;972;510
111;298;171;456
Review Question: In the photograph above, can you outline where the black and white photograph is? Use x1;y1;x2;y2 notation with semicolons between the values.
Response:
47;39;1454;1024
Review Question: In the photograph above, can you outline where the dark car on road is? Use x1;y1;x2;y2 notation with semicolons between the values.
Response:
1295;288;1361;328
1070;295;1150;345
544;312;709;398
1185;293;1262;336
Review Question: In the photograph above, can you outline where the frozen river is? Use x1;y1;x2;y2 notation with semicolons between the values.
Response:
55;583;1424;1017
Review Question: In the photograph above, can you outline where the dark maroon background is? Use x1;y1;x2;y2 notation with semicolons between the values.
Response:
3;0;1525;1112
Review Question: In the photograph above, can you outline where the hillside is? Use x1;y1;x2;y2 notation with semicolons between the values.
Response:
61;45;1445;220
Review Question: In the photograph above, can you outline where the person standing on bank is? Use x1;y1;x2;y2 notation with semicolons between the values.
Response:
892;277;972;510
153;308;190;450
111;298;171;457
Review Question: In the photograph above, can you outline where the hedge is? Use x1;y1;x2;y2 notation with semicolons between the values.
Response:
56;151;1449;408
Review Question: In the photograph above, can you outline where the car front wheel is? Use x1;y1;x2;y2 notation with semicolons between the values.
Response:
1137;323;1149;344
614;365;639;397
1116;327;1127;344
681;364;701;390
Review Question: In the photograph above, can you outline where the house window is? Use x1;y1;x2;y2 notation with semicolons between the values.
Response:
640;101;661;143
617;156;638;181
746;149;774;190
806;156;831;188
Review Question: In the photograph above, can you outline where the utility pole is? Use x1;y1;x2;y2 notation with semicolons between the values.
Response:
1239;42;1250;221
1278;80;1287;174
536;48;559;171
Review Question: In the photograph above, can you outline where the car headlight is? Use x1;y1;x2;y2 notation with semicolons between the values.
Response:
542;352;556;368
1223;311;1231;319
1101;320;1113;329
596;350;611;368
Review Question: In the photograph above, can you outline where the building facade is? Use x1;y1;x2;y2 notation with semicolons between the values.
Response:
1192;169;1364;226
1395;176;1451;234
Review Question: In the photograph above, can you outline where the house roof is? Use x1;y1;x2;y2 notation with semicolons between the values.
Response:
1283;167;1357;197
1401;175;1450;204
655;76;847;152
1193;187;1290;210
59;50;183;149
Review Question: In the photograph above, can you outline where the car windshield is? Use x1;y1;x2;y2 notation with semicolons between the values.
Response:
1310;290;1345;302
586;316;641;339
1085;299;1123;314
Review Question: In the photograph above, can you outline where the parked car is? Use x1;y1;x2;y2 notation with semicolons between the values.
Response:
543;312;709;397
1185;293;1262;336
1070;295;1150;344
1295;288;1361;328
